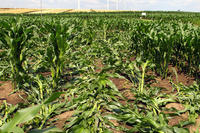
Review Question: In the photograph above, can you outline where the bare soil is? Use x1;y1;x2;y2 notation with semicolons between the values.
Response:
149;64;195;93
166;103;185;111
187;117;200;133
0;81;26;105
52;111;74;129
40;72;51;77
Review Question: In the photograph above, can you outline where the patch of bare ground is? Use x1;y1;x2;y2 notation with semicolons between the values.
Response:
168;64;195;85
112;130;123;133
151;77;173;93
95;59;104;73
111;129;123;133
109;120;124;133
52;111;74;129
148;65;196;93
40;72;51;77
171;72;195;85
187;116;200;133
168;112;189;126
166;103;185;111
0;81;26;105
110;78;134;101
165;103;189;127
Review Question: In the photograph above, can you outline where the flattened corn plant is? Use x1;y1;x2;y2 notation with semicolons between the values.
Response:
0;92;63;133
64;68;125;132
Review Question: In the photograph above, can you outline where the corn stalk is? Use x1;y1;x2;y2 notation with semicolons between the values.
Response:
44;20;72;88
2;18;34;89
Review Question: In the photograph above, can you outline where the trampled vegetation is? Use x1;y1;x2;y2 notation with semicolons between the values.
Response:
0;12;200;133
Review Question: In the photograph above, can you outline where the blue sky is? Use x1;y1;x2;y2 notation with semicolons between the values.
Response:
0;0;200;12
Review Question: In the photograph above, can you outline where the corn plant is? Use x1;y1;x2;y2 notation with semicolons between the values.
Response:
1;18;34;88
113;108;189;133
43;20;73;88
130;20;200;78
65;68;124;132
0;100;18;128
107;85;189;133
0;92;63;133
139;61;149;93
174;82;200;116
0;50;9;80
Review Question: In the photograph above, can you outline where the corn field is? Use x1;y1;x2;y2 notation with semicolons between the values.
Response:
0;12;200;133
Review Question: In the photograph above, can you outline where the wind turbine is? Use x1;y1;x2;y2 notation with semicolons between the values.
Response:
123;0;126;10
107;0;109;10
40;0;42;17
78;0;80;9
116;0;119;10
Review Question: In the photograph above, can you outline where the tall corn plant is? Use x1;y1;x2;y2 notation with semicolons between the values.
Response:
2;18;34;89
130;20;199;78
44;20;72;88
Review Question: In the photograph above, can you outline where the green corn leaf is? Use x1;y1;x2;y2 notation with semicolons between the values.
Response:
106;80;118;92
44;92;64;104
29;127;63;133
103;129;113;133
10;126;25;133
0;104;42;132
73;127;90;133
173;127;189;133
0;92;62;133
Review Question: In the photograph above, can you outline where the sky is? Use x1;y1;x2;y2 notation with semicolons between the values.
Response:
0;0;199;12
